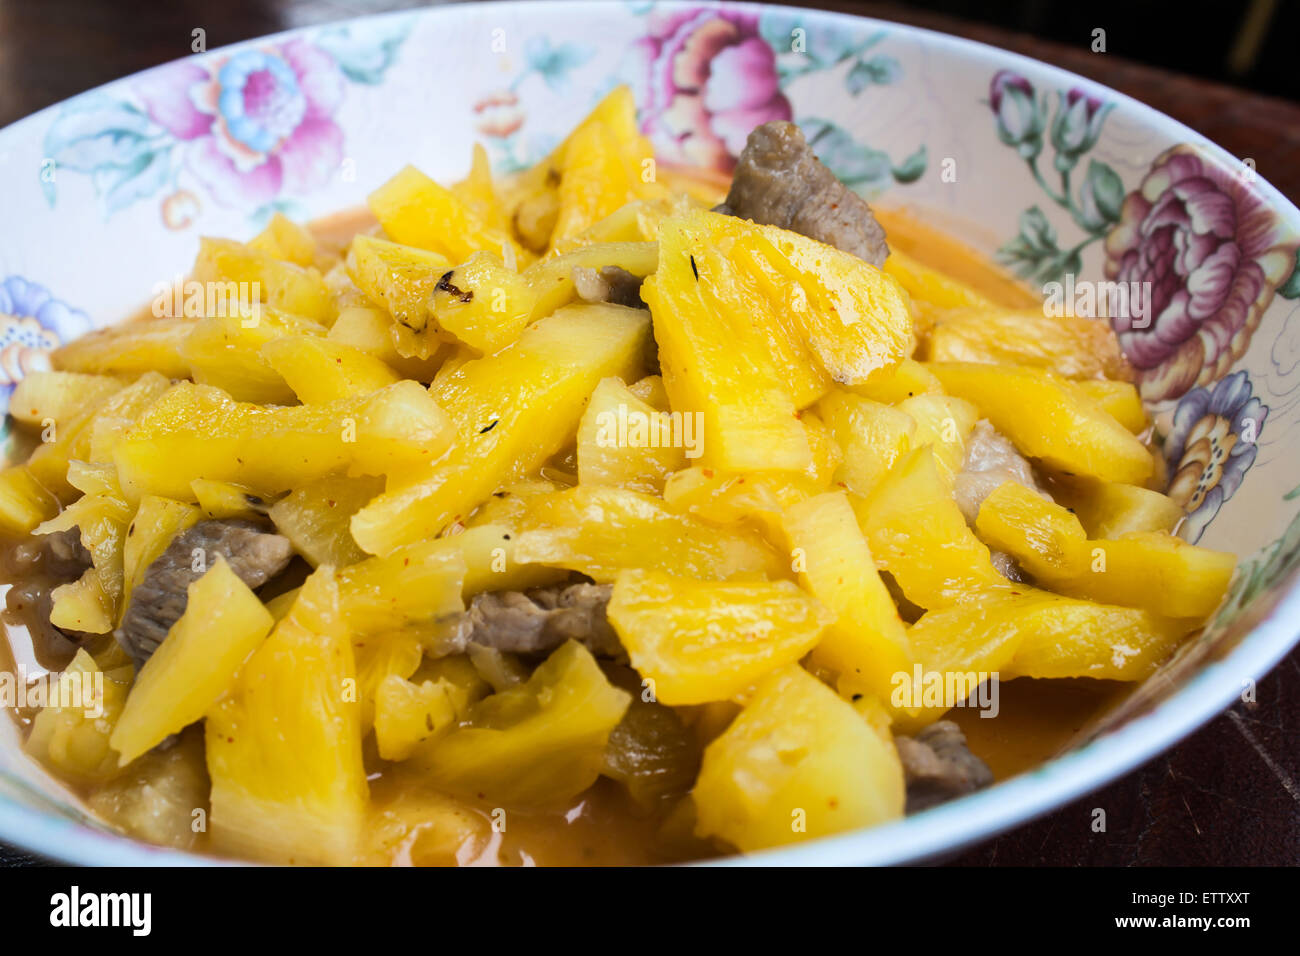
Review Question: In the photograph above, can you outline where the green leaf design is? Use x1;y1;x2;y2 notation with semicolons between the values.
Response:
1278;249;1300;299
845;54;901;95
315;18;412;85
996;206;1063;281
800;119;926;195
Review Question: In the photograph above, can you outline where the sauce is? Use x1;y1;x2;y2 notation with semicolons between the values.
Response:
0;203;1151;865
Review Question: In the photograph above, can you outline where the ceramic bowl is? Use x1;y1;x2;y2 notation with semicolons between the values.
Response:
1;0;1298;866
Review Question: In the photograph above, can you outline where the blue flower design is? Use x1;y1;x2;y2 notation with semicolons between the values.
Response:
1163;370;1268;543
0;276;94;404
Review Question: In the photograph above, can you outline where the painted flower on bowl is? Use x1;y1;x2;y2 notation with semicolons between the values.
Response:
634;8;791;173
135;40;345;208
0;276;93;402
1163;370;1267;542
988;70;1044;159
1104;145;1299;402
473;90;525;140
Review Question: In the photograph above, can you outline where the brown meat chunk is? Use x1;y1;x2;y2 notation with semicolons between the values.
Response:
895;720;994;814
716;121;889;266
115;520;293;669
447;582;623;659
572;265;646;309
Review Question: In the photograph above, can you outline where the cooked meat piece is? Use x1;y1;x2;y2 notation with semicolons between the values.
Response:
115;520;293;669
447;582;624;659
572;265;646;309
43;528;93;578
716;121;890;266
895;720;994;814
954;419;1049;525
988;549;1028;583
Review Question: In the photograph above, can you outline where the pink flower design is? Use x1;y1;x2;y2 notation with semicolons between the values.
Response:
473;90;525;139
634;8;791;173
1104;145;1299;401
134;39;346;209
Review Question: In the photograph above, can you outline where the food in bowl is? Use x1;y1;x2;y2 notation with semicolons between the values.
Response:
0;85;1236;865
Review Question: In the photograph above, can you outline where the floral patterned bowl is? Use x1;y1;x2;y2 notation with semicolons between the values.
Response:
1;0;1297;866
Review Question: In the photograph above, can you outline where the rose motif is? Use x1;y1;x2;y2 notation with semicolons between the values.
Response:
1048;88;1111;170
1163;370;1267;542
634;8;791;173
0;276;94;403
134;40;345;208
1104;145;1299;401
988;70;1045;160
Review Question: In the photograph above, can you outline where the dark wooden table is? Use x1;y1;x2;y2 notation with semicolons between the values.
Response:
1;0;1296;867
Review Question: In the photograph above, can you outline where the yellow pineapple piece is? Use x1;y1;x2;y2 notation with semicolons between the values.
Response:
111;556;275;763
25;649;132;784
193;237;332;323
1069;379;1147;433
816;390;915;497
927;362;1152;484
121;495;201;614
52;318;194;379
205;569;367;865
373;675;459;761
326;305;443;381
513;485;781;584
974;481;1089;579
608;569;831;705
851;446;1008;610
190;478;273;520
181;308;327;405
114;380;454;501
1049;476;1184;538
846;358;942;404
261;334;401;403
577;377;687;493
345;234;453;335
248;211;316;266
782;492;912;707
8;371;125;430
336;540;466;638
413;640;630;806
921;307;1130;380
350;303;651;554
896;393;979;482
268;473;383;568
368;164;522;264
693;664;905;852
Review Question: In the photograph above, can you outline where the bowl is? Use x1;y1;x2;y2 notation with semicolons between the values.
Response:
1;0;1298;866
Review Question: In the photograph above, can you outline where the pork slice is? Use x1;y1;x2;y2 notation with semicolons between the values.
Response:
115;520;293;669
716;121;890;266
572;265;646;309
895;720;994;814
447;582;624;659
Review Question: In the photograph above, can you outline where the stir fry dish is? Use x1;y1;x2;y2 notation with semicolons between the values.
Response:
0;87;1235;865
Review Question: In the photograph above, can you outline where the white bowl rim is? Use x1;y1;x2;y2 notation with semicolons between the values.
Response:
0;0;1297;867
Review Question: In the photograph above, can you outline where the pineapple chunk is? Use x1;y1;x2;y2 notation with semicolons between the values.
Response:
846;358;942;404
336;540;466;637
782;492;912;706
927;362;1153;484
921;307;1130;380
25;649;132;784
883;247;997;312
191;478;274;520
1035;532;1235;621
1049;477;1184;538
8;371;124;429
111;556;275;763
425;251;534;353
373;675;458;761
121;495;201;613
452;142;510;235
642;216;812;472
513;485;781;584
345;234;453;334
181;309;327;404
86;727;210;851
974;481;1089;579
350;303;651;554
577;377;686;493
851;446;1009;610
205;569;367;865
607;569;832;705
326;305;442;381
354;631;424;734
261;334;400;403
52;317;193;379
413;640;630;806
693;664;905;852
268;473;383;568
909;588;1191;682
551;118;650;244
439;523;567;597
817;390;914;497
1071;379;1147;433
896;393;979;482
193;237;332;322
248;211;316;266
0;466;59;534
114;380;454;501
368;164;521;264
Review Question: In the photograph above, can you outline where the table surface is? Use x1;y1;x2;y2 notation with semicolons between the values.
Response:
1;0;1297;867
